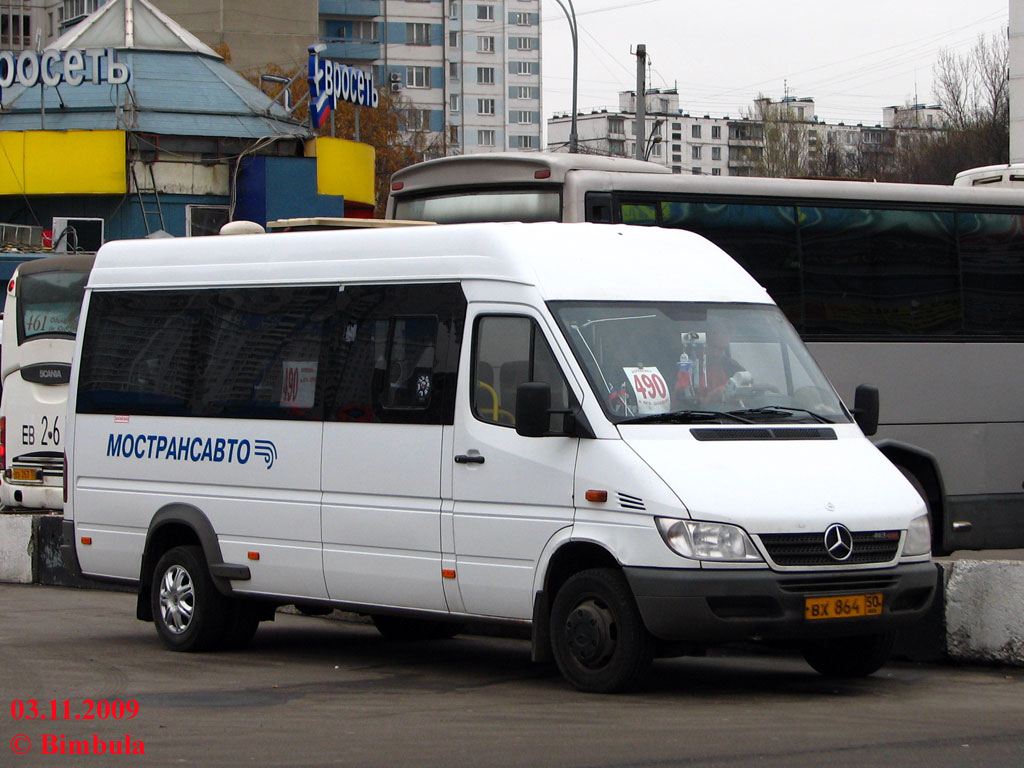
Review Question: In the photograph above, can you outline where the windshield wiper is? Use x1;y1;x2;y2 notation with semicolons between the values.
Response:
619;409;754;425
727;405;833;424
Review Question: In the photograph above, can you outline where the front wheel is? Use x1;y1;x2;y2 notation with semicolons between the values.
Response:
550;568;653;693
802;631;896;678
151;545;229;652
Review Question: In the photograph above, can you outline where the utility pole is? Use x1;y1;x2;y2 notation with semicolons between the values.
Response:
634;44;646;161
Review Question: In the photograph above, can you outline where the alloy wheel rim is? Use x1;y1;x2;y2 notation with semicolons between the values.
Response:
159;564;195;635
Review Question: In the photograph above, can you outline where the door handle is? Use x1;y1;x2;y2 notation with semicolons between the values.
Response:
454;454;485;464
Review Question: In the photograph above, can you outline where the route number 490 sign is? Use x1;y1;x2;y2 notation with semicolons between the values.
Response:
623;366;670;414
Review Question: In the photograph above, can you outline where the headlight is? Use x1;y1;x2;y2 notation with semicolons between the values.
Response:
903;513;932;557
656;518;763;562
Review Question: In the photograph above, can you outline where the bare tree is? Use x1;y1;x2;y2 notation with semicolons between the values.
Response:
857;30;1009;184
933;31;1008;132
746;96;812;178
912;30;1009;181
809;129;855;179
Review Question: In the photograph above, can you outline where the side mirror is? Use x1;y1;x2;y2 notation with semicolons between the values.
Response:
852;384;879;437
515;382;551;437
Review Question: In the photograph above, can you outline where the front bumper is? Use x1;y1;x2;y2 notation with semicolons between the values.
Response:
624;561;937;644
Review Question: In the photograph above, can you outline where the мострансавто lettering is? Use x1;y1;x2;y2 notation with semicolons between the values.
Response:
107;434;253;465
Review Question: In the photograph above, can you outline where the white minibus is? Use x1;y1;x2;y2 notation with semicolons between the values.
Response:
64;223;935;692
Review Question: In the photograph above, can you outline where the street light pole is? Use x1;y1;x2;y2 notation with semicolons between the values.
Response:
553;0;578;153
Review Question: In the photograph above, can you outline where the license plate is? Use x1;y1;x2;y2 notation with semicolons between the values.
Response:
10;467;40;482
805;593;883;620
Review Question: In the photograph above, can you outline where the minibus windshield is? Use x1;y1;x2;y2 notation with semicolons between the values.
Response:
550;301;851;425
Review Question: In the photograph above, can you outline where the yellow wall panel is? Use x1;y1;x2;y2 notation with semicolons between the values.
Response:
306;137;375;207
25;131;126;194
0;133;26;193
0;131;126;195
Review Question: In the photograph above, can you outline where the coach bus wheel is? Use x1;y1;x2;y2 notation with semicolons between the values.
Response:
801;631;896;678
151;545;229;652
550;568;653;693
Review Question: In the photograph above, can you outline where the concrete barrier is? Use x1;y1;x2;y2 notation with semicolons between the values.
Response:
943;560;1024;665
0;513;34;583
3;513;1022;667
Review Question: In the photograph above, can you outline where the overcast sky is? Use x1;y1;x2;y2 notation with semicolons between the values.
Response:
541;0;1009;126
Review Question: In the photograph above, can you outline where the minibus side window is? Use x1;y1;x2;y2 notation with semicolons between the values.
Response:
472;315;571;429
383;316;439;409
327;283;466;426
78;283;467;425
77;291;204;416
196;286;335;420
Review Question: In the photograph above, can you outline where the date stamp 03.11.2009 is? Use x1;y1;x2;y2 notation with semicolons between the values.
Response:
9;700;145;757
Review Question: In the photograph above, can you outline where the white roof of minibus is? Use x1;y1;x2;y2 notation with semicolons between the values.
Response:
88;222;772;305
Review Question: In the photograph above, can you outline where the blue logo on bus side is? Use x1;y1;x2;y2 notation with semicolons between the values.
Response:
106;434;278;469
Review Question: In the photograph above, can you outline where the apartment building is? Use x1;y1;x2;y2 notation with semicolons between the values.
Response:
319;0;543;156
549;91;946;178
547;89;729;175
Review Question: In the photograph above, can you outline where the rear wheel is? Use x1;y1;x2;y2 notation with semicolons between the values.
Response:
151;545;230;652
802;631;896;678
550;568;653;693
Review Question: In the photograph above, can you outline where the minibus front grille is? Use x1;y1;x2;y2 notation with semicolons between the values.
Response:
690;427;837;441
759;531;900;567
618;493;646;510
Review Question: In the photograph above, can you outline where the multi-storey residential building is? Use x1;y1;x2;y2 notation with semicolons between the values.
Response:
549;91;946;179
547;89;731;176
320;0;542;156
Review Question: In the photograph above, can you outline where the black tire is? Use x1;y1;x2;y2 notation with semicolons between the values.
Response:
371;614;464;641
549;568;653;693
151;545;230;652
802;631;896;678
